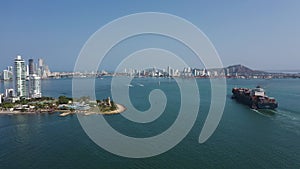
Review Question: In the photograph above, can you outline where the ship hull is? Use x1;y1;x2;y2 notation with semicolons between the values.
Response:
257;102;278;109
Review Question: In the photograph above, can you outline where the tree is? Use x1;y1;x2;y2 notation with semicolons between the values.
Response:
36;103;45;109
110;101;117;110
58;96;71;104
1;102;14;109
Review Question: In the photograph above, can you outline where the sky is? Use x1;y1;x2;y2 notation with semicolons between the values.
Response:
0;0;300;72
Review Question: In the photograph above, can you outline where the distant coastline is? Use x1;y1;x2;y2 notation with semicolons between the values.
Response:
1;64;300;81
2;64;298;80
263;69;300;74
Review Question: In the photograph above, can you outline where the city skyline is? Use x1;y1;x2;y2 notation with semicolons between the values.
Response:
1;55;299;80
1;1;300;72
1;55;43;100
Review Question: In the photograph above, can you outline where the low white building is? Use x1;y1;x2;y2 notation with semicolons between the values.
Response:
3;88;19;103
0;93;3;104
5;89;14;98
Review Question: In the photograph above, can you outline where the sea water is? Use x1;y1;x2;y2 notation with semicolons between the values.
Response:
0;78;299;169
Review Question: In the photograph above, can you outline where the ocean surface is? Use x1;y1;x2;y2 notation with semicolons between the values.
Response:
0;78;299;169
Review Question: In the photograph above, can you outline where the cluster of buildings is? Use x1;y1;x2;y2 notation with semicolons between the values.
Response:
46;65;299;79
121;64;299;79
123;66;181;77
0;55;50;103
122;66;228;78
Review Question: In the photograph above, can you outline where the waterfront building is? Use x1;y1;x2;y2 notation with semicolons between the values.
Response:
43;65;51;78
13;55;27;97
37;58;44;78
28;59;35;75
213;71;218;76
225;68;230;76
174;69;180;77
5;89;14;98
167;66;171;77
28;74;42;98
26;65;29;76
7;66;13;72
2;69;13;81
3;88;19;103
1;66;13;81
38;58;44;67
0;93;3;104
37;58;51;79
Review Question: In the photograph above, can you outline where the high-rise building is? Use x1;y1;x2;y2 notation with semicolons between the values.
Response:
38;58;44;68
26;65;29;76
28;59;35;75
167;66;171;77
37;58;43;78
7;66;13;72
2;70;13;81
1;66;13;81
37;58;51;79
28;74;41;98
14;55;27;97
42;65;50;79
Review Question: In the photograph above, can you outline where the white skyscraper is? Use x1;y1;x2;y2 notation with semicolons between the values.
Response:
28;74;42;98
38;58;44;67
167;66;171;77
2;70;13;81
14;55;27;97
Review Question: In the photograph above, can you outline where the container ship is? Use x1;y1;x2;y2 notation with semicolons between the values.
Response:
232;86;278;109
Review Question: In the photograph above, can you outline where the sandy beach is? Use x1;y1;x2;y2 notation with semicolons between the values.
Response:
102;104;126;114
83;104;127;115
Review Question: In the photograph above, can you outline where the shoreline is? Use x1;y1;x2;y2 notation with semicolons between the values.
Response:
0;110;38;115
0;104;127;116
81;104;127;116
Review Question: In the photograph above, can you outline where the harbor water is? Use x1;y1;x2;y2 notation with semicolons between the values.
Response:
0;78;299;169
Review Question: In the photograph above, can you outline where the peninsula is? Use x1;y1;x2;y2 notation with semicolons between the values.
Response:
0;96;126;117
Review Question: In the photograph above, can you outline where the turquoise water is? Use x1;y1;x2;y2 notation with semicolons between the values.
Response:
0;78;299;169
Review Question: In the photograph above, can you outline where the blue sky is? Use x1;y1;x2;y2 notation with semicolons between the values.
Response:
0;0;300;71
